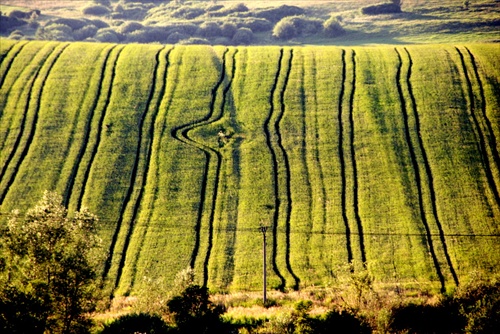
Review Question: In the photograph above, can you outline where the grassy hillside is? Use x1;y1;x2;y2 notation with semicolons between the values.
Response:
0;40;499;297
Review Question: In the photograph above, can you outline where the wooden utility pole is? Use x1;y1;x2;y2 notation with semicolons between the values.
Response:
259;226;268;305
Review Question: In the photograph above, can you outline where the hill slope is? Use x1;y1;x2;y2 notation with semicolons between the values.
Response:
0;40;499;296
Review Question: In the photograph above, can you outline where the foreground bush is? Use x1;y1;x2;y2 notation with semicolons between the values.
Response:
100;313;172;334
323;17;346;38
82;4;111;16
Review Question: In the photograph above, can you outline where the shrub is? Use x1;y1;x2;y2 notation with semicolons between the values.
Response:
314;309;371;334
213;37;231;46
167;285;227;333
118;21;143;34
73;24;98;40
171;6;205;19
89;18;109;29
47;18;89;30
39;23;75;41
100;313;171;334
166;31;189;44
361;3;402;15
0;15;26;33
8;30;24;40
196;21;222;38
179;37;210;45
220;22;237;39
94;29;120;43
238;18;272;32
254;5;305;23
323;17;345;38
82;4;111;16
208;3;249;17
126;27;167;43
272;17;299;40
8;10;31;19
232;27;253;45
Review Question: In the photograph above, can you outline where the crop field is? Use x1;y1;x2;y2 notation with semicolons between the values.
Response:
0;40;499;297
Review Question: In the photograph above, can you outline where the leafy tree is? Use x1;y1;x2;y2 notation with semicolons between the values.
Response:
0;191;102;334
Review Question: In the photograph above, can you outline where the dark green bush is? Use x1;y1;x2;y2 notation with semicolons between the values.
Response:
100;313;171;334
179;37;210;45
171;6;205;20
196;22;222;38
118;21;143;34
167;285;228;333
165;31;187;44
47;18;89;30
232;27;253;45
323;17;346;38
220;22;237;39
272;17;299;40
208;3;249;17
8;10;32;19
94;29;120;43
82;4;111;16
314;309;371;334
237;18;272;32
89;19;109;29
254;5;305;23
0;285;49;334
361;3;402;15
389;301;464;334
73;25;98;40
0;14;26;33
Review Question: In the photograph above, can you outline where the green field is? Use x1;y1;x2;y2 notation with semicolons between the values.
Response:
0;40;499;297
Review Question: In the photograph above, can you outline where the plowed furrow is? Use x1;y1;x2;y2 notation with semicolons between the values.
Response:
76;47;124;211
339;49;354;264
396;48;449;291
263;48;287;291
348;50;367;265
0;44;69;205
455;47;500;208
63;45;117;207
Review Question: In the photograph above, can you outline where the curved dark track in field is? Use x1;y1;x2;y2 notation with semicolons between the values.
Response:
348;50;367;265
201;49;238;287
0;41;27;91
62;45;117;208
111;47;172;293
276;49;301;290
170;48;229;286
0;43;16;65
395;48;449;291
338;49;354;265
77;47;124;211
128;47;175;291
456;47;500;208
464;47;500;203
263;49;287;291
0;44;69;206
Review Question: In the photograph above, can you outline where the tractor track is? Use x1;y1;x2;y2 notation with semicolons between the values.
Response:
100;47;165;292
263;49;287;291
455;47;500;208
277;50;301;290
128;47;175;292
464;47;500;203
339;49;354;265
201;49;238;287
0;41;27;91
348;50;367;265
76;46;125;211
63;45;117;208
170;49;230;286
0;44;69;206
395;48;450;291
112;47;172;293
